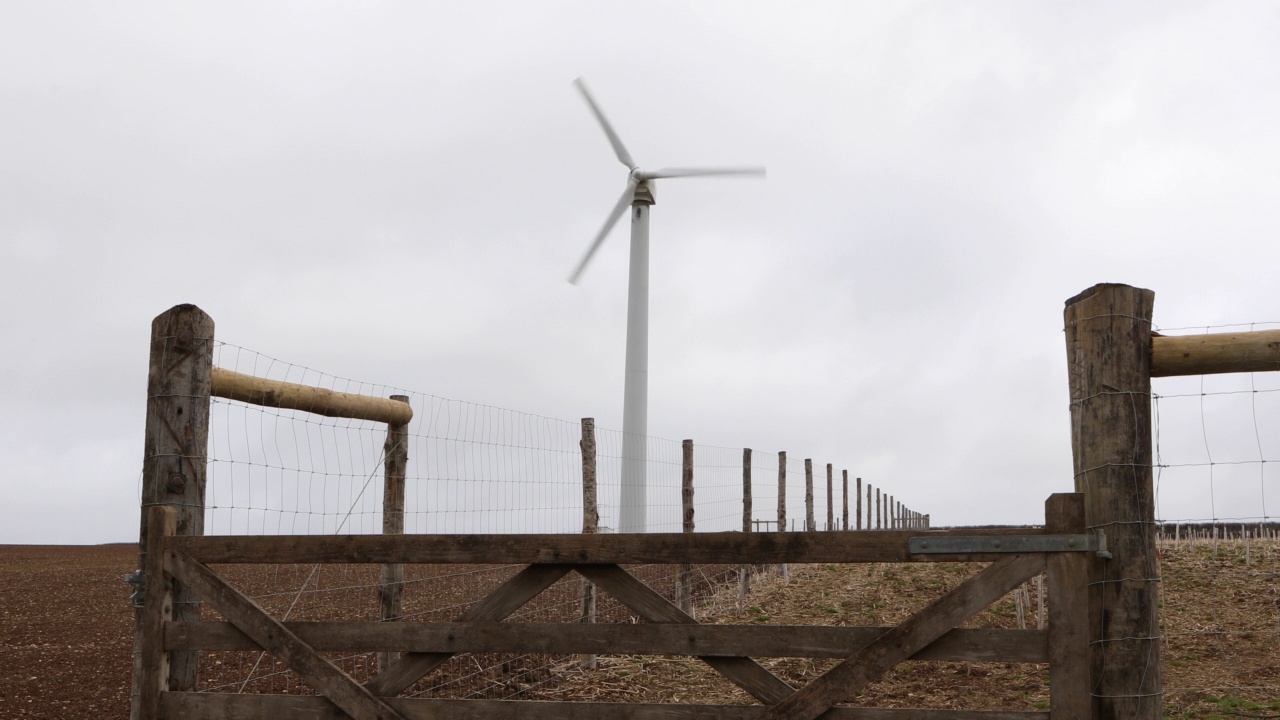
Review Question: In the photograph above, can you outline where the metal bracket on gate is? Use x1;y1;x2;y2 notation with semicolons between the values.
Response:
125;569;145;607
909;533;1110;558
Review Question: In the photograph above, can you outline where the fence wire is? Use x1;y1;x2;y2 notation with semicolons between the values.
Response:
1152;322;1280;717
194;342;921;700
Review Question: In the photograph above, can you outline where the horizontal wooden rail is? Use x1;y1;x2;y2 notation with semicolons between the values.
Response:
168;621;1047;663
210;366;412;425
1152;329;1280;377
171;528;1044;565
163;693;1048;719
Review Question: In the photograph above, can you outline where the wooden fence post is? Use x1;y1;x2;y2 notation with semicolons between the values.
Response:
1064;283;1160;720
876;488;881;530
777;451;787;531
826;463;834;531
378;395;410;673
131;304;213;719
740;448;752;612
579;418;598;669
136;505;176;720
804;459;815;532
856;477;863;530
777;451;788;579
678;439;695;615
841;470;849;531
1046;493;1090;719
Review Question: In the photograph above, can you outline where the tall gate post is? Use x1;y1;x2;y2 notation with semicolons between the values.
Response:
131;304;214;719
1064;283;1161;719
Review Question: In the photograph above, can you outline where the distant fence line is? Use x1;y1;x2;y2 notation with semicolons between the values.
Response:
131;303;927;716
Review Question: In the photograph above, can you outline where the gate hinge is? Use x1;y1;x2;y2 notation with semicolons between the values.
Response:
909;533;1109;558
125;569;145;607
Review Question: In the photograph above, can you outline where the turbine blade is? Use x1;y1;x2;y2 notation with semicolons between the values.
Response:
574;78;636;169
568;178;638;285
639;166;766;180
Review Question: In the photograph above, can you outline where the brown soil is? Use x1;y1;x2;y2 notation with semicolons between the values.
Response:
1;539;1276;719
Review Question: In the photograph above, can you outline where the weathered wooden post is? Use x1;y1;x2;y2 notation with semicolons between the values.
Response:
677;439;695;615
777;451;788;579
866;484;872;530
825;463;834;531
378;395;410;673
136;505;176;720
739;448;752;611
841;470;849;531
1046;493;1090;718
1064;283;1160;719
131;304;213;719
804;459;815;532
855;477;862;530
579;418;599;669
875;488;881;529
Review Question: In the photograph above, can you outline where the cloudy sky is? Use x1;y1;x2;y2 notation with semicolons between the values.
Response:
3;2;1279;543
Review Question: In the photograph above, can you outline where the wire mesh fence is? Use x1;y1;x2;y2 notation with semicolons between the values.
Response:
1151;322;1280;716
188;341;921;700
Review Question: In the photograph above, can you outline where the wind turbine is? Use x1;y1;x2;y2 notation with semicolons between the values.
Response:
567;77;764;533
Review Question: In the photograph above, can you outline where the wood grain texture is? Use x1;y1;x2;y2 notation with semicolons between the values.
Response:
136;506;175;720
210;366;412;425
378;398;409;673
164;550;407;720
579;564;794;704
169;620;1048;663
678;439;695;614
1045;493;1090;720
172;528;1048;566
579;418;598;669
134;303;214;712
365;564;572;697
1151;328;1280;376
755;553;1046;720
1063;283;1161;720
777;451;787;533
162;692;1050;720
804;459;815;532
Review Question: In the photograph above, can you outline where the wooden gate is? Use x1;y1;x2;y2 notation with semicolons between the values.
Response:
134;493;1092;720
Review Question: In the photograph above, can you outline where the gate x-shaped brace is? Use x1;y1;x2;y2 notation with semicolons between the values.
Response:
162;549;1047;720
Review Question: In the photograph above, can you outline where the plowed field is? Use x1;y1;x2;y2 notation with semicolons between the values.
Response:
1;539;1276;719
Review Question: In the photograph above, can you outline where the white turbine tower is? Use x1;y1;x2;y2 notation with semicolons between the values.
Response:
568;78;764;533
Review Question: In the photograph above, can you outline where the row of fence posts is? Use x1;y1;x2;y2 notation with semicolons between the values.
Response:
574;418;928;668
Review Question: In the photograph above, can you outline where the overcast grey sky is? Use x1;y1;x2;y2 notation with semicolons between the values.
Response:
3;2;1279;543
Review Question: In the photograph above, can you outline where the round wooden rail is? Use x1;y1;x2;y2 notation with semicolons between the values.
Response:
1152;329;1280;377
210;367;413;425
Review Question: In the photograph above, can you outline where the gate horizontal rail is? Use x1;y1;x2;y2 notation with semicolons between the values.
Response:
137;493;1092;720
169;621;1048;662
171;527;1073;565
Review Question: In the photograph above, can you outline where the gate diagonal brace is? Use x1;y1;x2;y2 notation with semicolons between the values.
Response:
909;533;1110;558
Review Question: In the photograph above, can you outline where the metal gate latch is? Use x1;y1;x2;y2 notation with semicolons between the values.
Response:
909;534;1109;558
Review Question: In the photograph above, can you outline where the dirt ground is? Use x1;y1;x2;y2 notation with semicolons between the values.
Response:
0;545;136;719
1;539;1277;719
